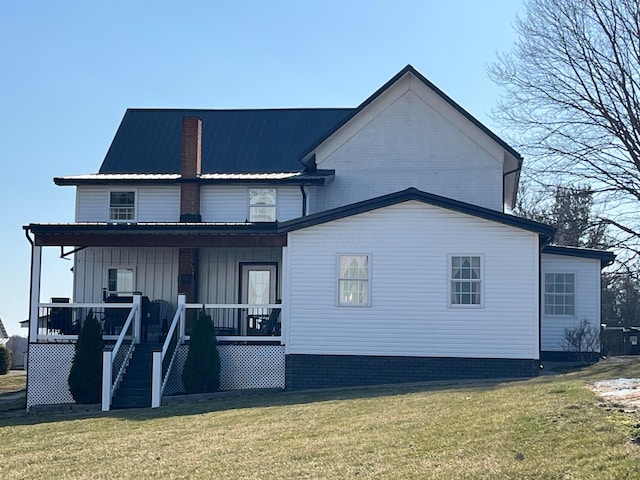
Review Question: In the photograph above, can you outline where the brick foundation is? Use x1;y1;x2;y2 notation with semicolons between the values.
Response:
285;354;540;390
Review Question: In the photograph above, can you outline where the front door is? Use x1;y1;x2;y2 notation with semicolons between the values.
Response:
240;263;277;335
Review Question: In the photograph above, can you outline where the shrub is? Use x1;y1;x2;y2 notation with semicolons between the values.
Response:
68;310;104;403
0;345;11;375
181;309;221;394
561;318;600;363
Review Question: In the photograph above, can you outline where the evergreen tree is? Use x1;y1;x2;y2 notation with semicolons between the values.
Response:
0;345;11;375
68;310;104;403
181;310;221;394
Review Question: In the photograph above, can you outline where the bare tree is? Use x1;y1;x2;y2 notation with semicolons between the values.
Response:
514;182;610;248
490;0;640;260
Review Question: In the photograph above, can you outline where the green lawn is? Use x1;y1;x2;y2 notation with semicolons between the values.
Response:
1;361;639;479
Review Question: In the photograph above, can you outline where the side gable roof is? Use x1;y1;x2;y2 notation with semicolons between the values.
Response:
298;64;523;169
99;108;352;174
279;187;555;240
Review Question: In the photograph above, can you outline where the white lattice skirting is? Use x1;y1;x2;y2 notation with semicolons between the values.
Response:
27;343;285;409
26;343;76;409
164;344;286;395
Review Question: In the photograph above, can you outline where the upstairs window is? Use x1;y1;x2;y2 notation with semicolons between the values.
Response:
544;273;575;315
109;191;135;221
338;255;370;306
248;188;276;222
450;256;482;306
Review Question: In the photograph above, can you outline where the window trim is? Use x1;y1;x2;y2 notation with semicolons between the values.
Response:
108;189;137;222
448;254;484;308
105;266;136;297
543;272;576;317
336;254;371;307
247;187;277;222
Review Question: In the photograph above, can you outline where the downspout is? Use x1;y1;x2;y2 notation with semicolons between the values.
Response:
299;185;307;217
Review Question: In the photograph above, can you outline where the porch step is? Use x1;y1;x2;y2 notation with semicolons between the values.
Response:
111;342;161;409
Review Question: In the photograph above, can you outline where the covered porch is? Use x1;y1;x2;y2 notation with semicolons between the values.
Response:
23;223;289;411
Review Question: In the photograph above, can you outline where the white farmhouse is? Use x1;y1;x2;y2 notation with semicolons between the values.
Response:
23;65;613;410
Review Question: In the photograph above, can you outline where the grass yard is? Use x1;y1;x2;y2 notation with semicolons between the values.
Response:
1;360;639;479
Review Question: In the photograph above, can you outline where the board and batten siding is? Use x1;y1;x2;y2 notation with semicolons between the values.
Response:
76;186;180;222
309;84;505;213
73;248;179;305
200;186;303;223
199;247;283;303
540;254;602;352
284;201;540;360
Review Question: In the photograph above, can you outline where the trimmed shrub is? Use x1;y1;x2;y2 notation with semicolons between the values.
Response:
181;310;221;394
0;345;11;375
68;310;104;403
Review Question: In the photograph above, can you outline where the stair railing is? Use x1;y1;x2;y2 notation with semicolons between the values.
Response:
101;294;141;412
151;294;186;408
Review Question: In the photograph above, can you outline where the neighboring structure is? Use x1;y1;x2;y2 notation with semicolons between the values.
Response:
23;65;614;410
0;317;8;341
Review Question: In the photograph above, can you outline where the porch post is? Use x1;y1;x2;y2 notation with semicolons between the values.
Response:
178;294;186;340
28;245;42;343
151;351;162;408
133;293;142;344
101;350;112;411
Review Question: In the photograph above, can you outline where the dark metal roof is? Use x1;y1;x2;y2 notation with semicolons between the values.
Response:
278;187;555;240
542;245;615;267
99;108;353;174
53;170;335;186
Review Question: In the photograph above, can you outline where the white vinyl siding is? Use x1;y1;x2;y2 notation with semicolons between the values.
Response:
541;254;602;352
309;84;504;213
201;186;302;222
284;200;540;359
76;186;180;222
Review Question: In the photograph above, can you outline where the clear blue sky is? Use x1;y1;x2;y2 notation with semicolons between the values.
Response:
0;0;523;336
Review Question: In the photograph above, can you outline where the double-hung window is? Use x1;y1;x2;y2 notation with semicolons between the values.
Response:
544;273;575;315
450;255;482;306
338;255;370;306
109;191;135;221
248;188;276;222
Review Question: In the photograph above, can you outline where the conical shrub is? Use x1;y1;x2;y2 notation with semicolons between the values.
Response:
181;309;221;393
68;310;104;403
0;345;11;375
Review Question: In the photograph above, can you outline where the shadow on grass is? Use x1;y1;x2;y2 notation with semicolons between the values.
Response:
0;376;530;427
3;356;638;428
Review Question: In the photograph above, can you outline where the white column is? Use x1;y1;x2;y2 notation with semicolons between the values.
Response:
28;245;42;343
101;350;112;412
133;293;142;344
178;294;186;340
151;351;162;408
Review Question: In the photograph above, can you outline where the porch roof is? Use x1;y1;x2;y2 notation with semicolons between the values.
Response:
24;222;287;248
54;170;335;186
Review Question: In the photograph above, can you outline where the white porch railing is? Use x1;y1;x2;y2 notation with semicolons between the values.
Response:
151;295;186;408
101;294;141;411
150;301;282;408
